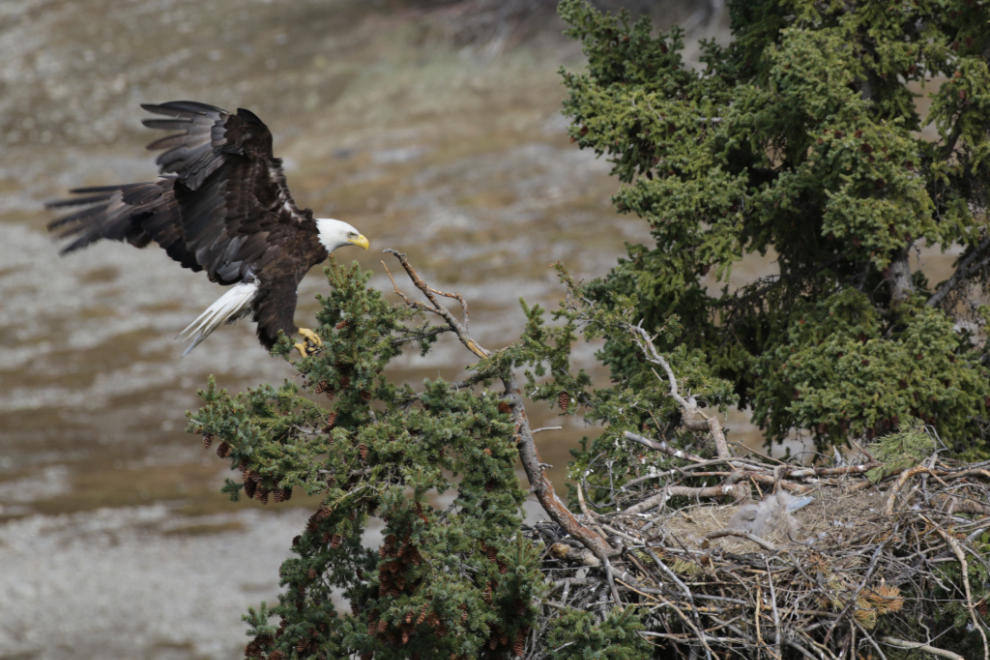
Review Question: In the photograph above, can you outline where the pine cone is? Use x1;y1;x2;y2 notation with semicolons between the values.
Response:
512;637;525;657
378;619;388;634
239;459;250;474
459;604;468;622
487;547;498;563
368;621;377;636
281;487;292;502
323;411;337;433
416;606;429;625
307;568;317;580
244;479;257;499
331;535;342;549
202;433;215;449
360;391;372;402
558;391;570;411
359;443;368;460
270;651;285;660
335;320;349;330
257;489;269;505
296;641;307;653
401;630;409;645
497;560;507;575
315;380;330;394
497;401;511;415
216;441;231;458
405;611;413;624
273;488;285;503
340;376;351;389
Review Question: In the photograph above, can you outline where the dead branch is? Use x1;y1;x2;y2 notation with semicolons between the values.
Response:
383;250;613;563
879;637;966;660
625;322;730;459
384;250;489;360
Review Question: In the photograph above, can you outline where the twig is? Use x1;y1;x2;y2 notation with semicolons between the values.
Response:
623;431;707;463
766;556;782;658
879;636;966;660
385;250;490;359
936;528;989;660
533;426;562;434
885;466;930;515
624;481;750;515
703;529;777;553
624;322;730;459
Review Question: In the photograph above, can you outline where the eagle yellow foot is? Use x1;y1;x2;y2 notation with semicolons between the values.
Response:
294;328;323;357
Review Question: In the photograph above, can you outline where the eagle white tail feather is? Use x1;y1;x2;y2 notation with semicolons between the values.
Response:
177;279;259;356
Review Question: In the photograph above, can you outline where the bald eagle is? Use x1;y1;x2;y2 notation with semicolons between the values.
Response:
47;101;368;357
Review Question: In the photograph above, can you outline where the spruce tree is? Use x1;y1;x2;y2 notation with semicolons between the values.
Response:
191;260;545;660
559;0;990;458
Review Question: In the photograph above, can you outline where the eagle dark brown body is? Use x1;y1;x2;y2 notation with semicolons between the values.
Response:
47;101;368;355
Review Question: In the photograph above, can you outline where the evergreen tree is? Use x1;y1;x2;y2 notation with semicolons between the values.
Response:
559;0;990;458
191;260;546;660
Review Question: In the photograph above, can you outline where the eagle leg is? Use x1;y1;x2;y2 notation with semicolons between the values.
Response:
294;328;323;357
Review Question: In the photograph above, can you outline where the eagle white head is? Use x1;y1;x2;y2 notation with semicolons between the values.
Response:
316;218;370;253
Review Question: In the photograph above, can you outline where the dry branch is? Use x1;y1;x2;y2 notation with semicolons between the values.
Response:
383;250;614;562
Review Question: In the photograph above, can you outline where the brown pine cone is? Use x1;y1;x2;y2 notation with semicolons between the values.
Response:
202;434;215;449
335;320;349;330
558;391;570;411
323;411;337;433
216;441;231;458
330;535;342;549
244;479;257;499
487;547;498;563
497;401;511;415
359;443;368;460
315;381;330;394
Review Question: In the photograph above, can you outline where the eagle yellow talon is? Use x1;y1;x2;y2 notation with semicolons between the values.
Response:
294;328;323;357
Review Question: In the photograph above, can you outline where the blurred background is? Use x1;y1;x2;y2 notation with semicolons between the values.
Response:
0;1;731;658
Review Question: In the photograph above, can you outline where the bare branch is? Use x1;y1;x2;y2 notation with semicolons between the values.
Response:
927;236;990;309
624;322;730;459
384;249;490;359
879;637;966;660
503;375;615;561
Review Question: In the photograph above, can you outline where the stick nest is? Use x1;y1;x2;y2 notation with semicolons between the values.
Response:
525;453;990;660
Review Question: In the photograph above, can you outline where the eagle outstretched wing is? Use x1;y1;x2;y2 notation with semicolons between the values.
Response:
47;101;317;285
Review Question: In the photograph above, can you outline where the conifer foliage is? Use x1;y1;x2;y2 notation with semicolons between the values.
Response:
559;0;990;456
190;260;545;660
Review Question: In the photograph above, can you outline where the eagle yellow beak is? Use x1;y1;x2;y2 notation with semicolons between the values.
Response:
348;234;370;250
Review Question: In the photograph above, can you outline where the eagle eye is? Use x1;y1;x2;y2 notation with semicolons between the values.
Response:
347;232;357;238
